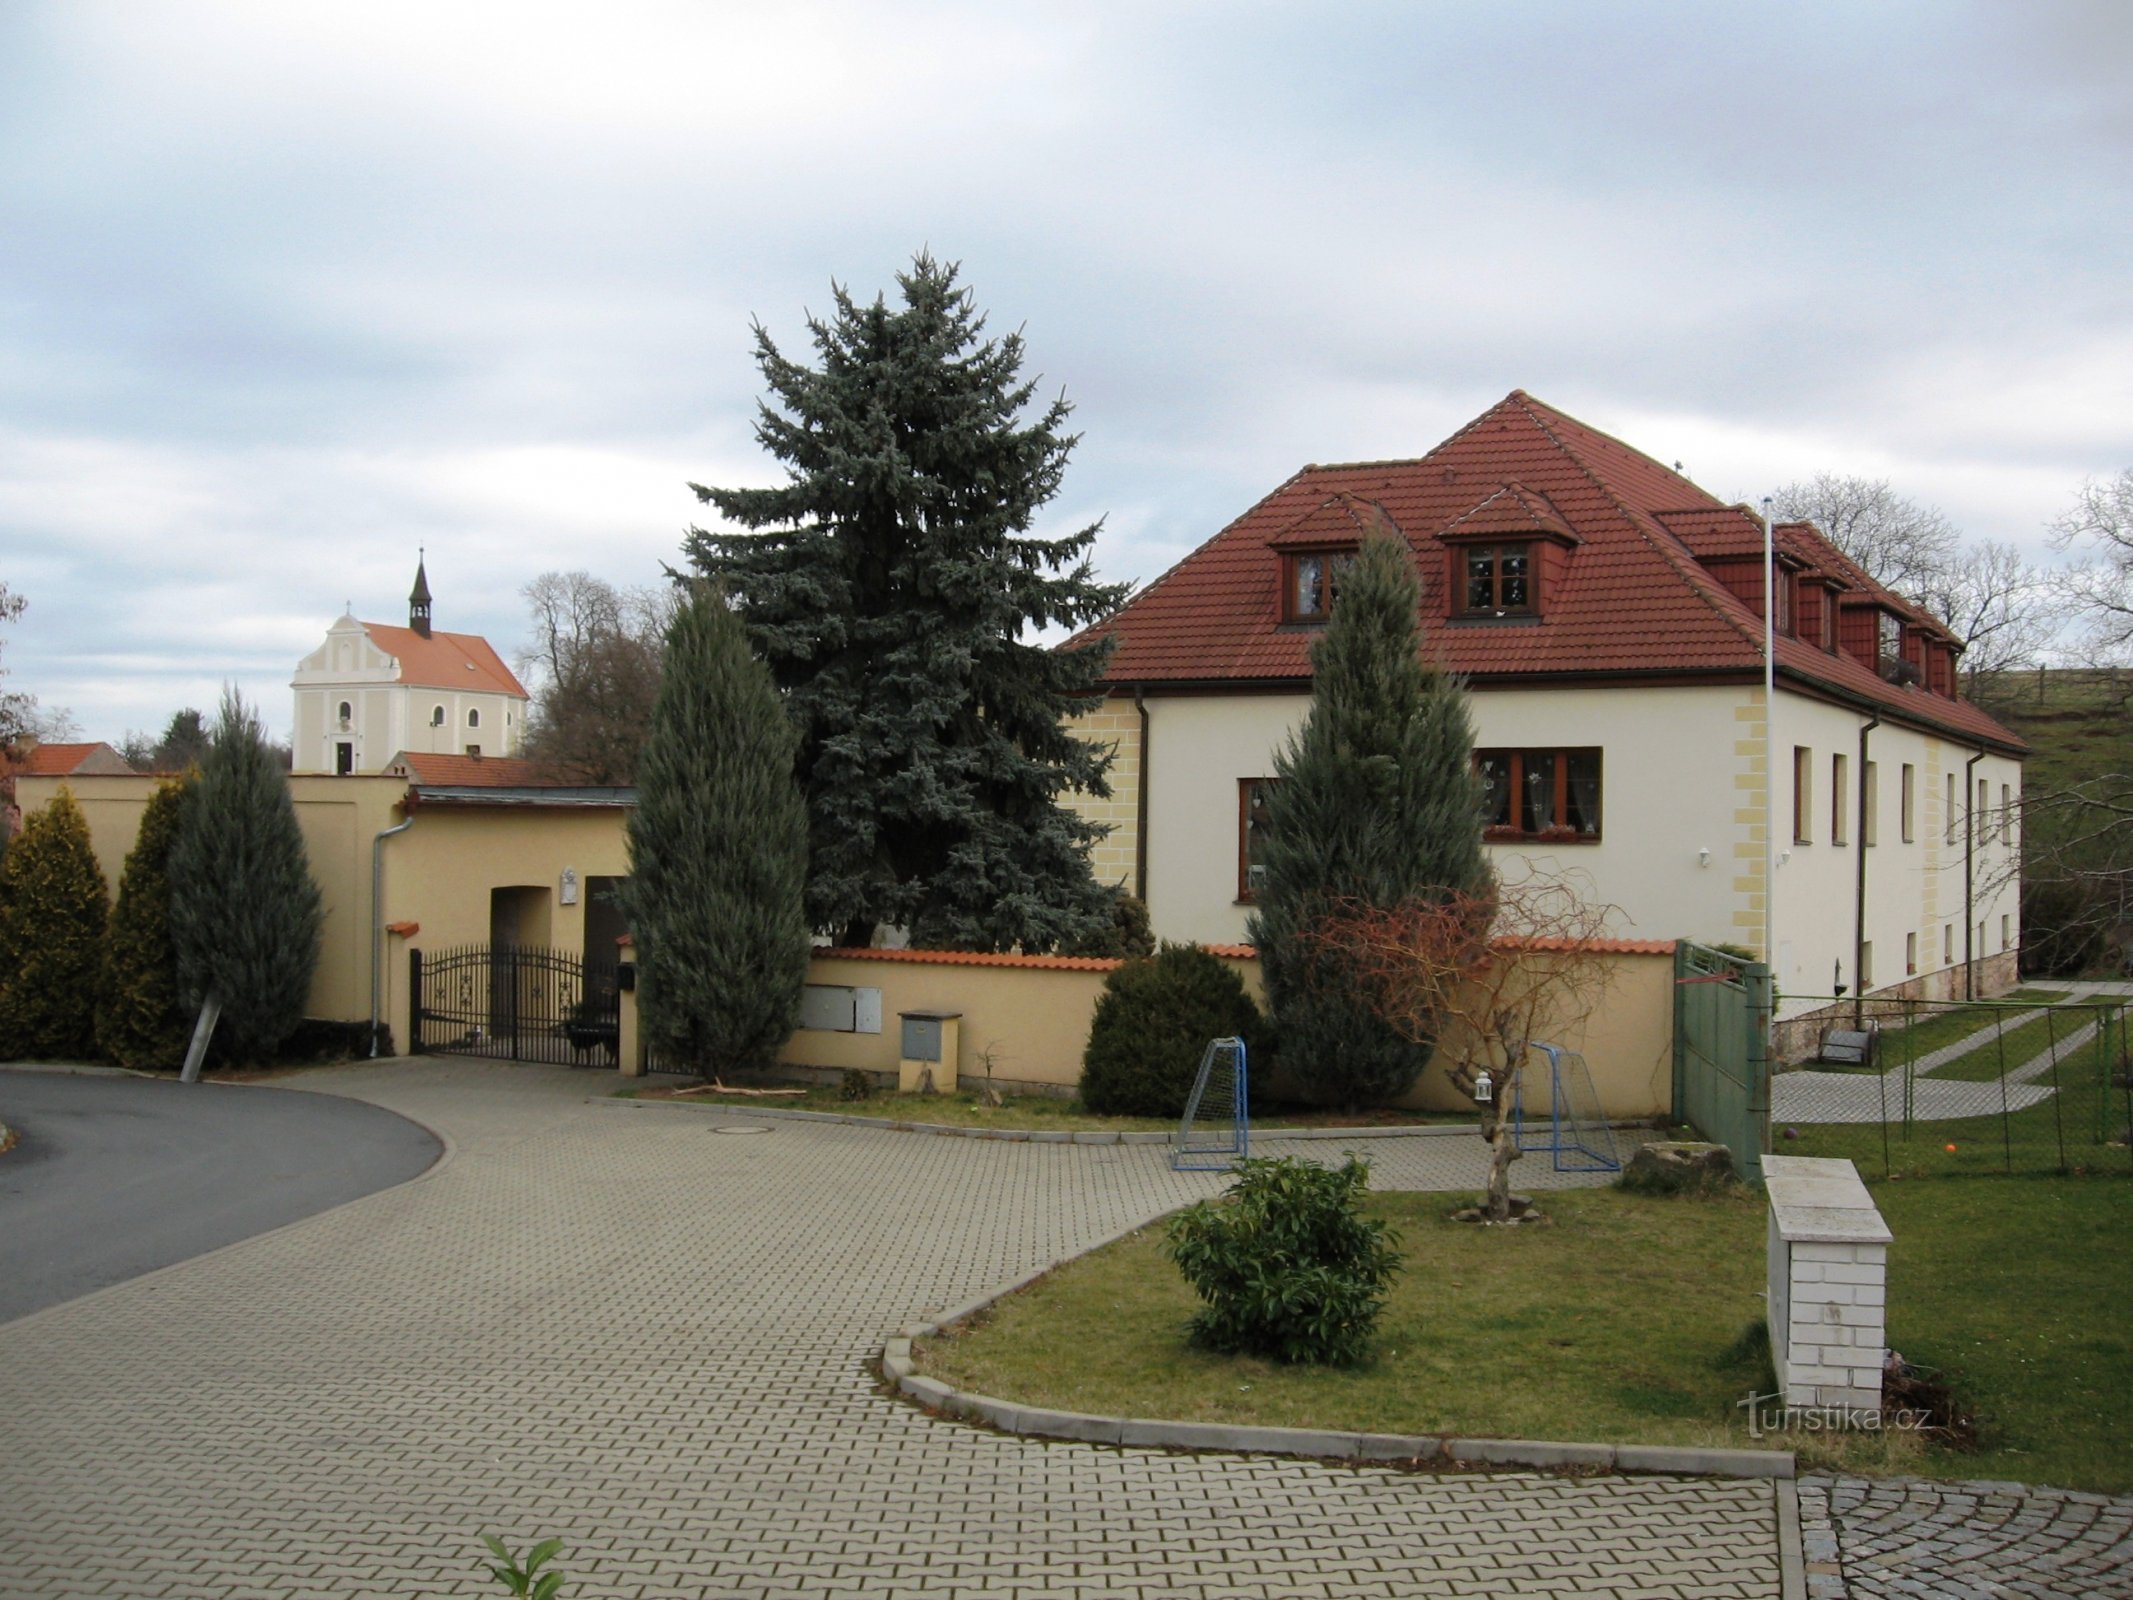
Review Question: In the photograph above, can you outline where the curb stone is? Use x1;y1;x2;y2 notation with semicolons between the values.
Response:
888;1286;1796;1485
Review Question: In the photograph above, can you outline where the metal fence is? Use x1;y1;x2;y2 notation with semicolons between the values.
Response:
1674;941;1772;1184
410;944;621;1067
1769;990;2133;1179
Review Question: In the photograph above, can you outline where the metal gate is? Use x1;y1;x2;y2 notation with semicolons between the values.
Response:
1673;940;1772;1183
410;944;620;1067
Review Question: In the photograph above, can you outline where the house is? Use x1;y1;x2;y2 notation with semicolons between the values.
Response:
1067;390;2027;1030
290;557;529;774
2;739;136;838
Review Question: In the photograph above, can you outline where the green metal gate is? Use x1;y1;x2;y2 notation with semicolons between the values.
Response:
1673;941;1773;1184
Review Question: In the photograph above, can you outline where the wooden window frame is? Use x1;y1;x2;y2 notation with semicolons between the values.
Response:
1458;541;1537;619
1792;746;1812;844
1831;753;1849;846
1901;763;1915;843
1862;759;1879;848
1282;548;1353;624
1475;747;1603;842
1238;777;1278;902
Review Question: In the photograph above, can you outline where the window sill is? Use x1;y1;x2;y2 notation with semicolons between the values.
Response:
1484;828;1600;845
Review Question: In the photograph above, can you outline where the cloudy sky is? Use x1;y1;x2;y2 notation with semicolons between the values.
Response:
3;1;2128;744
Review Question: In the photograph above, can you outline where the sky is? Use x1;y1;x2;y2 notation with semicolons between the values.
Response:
3;0;2129;745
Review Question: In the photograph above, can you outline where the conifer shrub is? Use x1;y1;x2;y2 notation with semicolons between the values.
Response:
1078;942;1260;1118
96;774;193;1070
0;787;110;1059
167;691;324;1066
1164;1155;1400;1366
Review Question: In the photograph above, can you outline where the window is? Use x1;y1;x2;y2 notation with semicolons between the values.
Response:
1860;941;1874;988
2000;783;2013;844
336;700;352;727
1876;611;1902;674
1862;760;1878;847
1831;753;1849;845
430;705;445;727
1792;746;1812;843
2001;913;2011;951
1943;925;1953;965
468;708;481;729
1461;543;1533;617
1285;550;1353;622
1906;931;1917;976
1945;772;1957;844
1476;748;1602;840
1238;778;1278;900
465;744;480;757
1901;764;1915;843
1977;778;1989;847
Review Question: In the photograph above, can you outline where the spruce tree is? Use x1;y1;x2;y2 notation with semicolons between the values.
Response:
619;582;811;1078
96;774;194;1070
0;786;108;1059
167;690;323;1065
1248;533;1491;1108
686;252;1129;953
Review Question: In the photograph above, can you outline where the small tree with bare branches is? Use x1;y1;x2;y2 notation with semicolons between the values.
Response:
1301;867;1621;1222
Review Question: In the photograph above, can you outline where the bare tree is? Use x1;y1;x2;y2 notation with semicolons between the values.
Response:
0;584;77;752
1299;867;1621;1223
2049;468;2133;662
515;571;676;784
1912;539;2055;697
1767;474;1961;600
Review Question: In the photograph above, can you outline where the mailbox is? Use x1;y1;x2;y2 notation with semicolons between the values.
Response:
897;1010;962;1094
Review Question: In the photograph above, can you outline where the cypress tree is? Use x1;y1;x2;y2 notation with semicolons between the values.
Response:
0;786;108;1059
167;690;323;1065
96;774;194;1070
619;582;810;1078
686;252;1129;954
1248;533;1491;1108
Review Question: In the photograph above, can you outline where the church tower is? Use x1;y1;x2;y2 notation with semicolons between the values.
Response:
409;552;433;638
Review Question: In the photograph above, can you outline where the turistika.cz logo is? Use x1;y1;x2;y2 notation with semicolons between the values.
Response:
1737;1392;1931;1439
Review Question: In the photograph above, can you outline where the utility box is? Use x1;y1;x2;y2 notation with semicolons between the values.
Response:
898;1010;962;1094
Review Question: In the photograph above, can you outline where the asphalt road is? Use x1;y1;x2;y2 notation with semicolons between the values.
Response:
0;1068;442;1324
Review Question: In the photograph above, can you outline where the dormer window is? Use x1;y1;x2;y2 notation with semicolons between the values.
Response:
1284;549;1353;623
1462;543;1532;617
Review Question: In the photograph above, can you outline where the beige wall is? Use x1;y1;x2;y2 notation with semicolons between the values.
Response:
14;774;632;1051
748;945;1675;1120
1064;695;1143;894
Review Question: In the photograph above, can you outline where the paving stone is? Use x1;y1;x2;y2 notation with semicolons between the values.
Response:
0;1058;1781;1599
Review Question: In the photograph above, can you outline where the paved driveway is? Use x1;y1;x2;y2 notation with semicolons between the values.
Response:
0;1066;441;1322
0;1059;1778;1598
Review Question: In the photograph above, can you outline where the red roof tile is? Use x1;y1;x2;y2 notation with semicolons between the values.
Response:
9;742;134;776
1080;391;2022;753
391;753;558;787
361;623;528;698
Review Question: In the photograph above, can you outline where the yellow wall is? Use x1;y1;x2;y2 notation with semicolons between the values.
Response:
753;945;1674;1119
14;774;633;1051
1062;694;1143;894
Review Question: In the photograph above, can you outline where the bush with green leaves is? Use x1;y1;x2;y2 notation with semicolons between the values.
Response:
1164;1155;1400;1366
1078;942;1260;1118
0;786;109;1059
96;774;194;1070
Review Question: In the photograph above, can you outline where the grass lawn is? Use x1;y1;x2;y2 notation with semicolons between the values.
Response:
617;1081;1473;1135
915;1176;2133;1493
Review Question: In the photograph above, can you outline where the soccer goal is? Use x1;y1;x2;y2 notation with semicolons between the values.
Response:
1511;1042;1622;1173
1172;1036;1249;1171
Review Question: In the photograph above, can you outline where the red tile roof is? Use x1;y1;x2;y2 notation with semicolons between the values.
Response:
390;753;558;787
1080;391;2021;753
360;623;528;698
9;742;134;776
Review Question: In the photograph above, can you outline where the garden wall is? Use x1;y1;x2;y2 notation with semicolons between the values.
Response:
675;940;1678;1120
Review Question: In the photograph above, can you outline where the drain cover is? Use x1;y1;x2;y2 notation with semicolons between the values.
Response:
712;1125;772;1135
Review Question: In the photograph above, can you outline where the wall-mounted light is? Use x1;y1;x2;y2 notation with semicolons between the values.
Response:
1697;847;1712;868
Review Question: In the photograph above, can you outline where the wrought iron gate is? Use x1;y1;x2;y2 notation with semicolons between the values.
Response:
410;944;620;1067
1673;940;1772;1183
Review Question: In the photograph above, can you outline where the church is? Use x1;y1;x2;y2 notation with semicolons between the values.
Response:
290;558;529;775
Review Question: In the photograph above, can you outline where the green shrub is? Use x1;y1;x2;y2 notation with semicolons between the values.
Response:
0;786;109;1060
96;774;193;1070
1079;941;1260;1118
1164;1155;1400;1366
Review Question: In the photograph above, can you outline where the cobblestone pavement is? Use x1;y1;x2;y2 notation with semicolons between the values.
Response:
0;1060;1779;1598
1798;1473;2133;1598
1772;982;2132;1126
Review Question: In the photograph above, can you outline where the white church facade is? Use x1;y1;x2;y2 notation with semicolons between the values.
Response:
291;559;529;775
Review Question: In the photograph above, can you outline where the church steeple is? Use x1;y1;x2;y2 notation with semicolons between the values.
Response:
409;550;432;638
